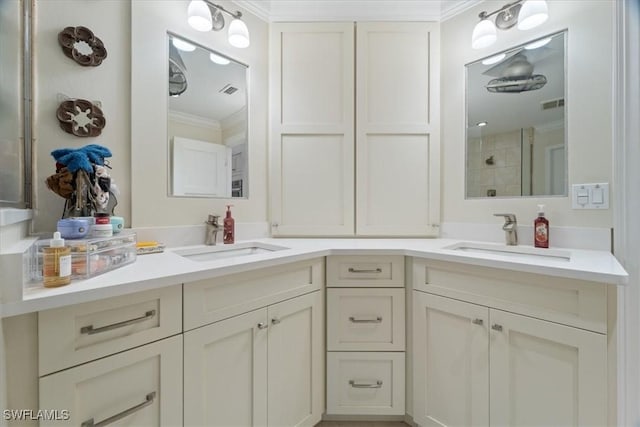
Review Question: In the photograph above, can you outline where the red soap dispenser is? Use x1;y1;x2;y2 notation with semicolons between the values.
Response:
534;204;549;248
224;205;235;244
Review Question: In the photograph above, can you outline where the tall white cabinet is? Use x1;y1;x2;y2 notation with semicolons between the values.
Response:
270;22;440;237
270;23;355;236
355;23;440;236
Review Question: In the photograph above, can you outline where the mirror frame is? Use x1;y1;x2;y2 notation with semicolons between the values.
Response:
464;30;568;200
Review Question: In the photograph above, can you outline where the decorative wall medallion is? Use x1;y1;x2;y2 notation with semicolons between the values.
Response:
56;99;106;137
58;26;107;66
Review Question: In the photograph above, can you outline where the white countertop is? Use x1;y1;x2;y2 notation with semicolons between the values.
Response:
1;238;628;318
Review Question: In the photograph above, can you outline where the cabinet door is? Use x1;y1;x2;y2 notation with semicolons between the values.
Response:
356;22;440;236
39;335;182;427
413;291;489;427
267;291;324;427
489;309;607;426
270;23;355;236
184;309;268;427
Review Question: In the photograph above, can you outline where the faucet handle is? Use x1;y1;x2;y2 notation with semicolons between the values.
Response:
207;214;220;225
493;213;517;223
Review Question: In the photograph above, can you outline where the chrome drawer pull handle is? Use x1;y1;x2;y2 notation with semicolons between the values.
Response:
349;380;383;389
348;267;382;273
492;324;503;332
349;316;383;324
271;318;281;325
81;391;156;427
80;310;156;335
257;322;268;330
472;318;484;325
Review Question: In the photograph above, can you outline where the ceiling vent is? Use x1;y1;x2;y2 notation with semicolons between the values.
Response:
220;84;238;95
541;98;565;110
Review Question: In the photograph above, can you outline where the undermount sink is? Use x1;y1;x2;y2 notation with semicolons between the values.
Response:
444;242;571;262
174;242;289;262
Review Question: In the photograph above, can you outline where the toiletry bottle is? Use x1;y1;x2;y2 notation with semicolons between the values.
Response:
534;204;549;248
43;232;72;287
224;205;235;244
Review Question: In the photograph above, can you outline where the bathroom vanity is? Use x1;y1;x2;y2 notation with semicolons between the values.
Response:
0;239;626;426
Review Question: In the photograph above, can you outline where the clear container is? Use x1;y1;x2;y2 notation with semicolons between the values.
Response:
32;232;137;282
42;232;72;288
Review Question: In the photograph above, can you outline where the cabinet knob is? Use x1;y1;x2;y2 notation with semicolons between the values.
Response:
491;324;503;331
257;322;268;330
472;318;484;325
271;318;281;325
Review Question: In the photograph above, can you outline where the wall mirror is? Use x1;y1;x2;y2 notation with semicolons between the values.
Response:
167;34;248;198
0;0;25;205
466;31;567;199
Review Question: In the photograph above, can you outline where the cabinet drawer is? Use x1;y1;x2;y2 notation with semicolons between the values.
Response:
327;255;404;287
327;352;405;415
327;288;405;351
39;335;182;427
183;258;324;330
38;285;182;376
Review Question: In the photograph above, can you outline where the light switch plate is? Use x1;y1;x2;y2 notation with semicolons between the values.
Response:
571;183;609;209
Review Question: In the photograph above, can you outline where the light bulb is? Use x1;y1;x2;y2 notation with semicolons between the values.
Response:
228;18;250;48
517;0;549;31
472;19;497;49
482;53;506;65
172;38;196;52
524;37;552;50
210;52;230;65
188;0;213;32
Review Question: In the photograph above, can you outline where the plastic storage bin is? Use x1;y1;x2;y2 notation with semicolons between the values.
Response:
31;232;137;282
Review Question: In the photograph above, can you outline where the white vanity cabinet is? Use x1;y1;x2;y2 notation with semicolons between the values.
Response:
412;259;609;427
270;22;440;237
39;335;183;427
37;286;183;427
183;259;325;427
326;256;406;416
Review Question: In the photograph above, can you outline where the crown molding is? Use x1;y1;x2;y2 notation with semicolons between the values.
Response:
232;0;271;22
440;0;484;22
169;110;222;130
234;0;482;22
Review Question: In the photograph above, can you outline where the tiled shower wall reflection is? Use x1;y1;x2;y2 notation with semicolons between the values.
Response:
467;129;522;197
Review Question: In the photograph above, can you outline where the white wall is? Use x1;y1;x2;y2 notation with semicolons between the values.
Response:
131;0;268;227
32;1;131;233
442;0;614;228
30;0;267;232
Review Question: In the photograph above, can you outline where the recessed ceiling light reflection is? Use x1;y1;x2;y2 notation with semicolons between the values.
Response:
482;53;505;65
209;52;231;65
525;37;552;50
172;38;196;52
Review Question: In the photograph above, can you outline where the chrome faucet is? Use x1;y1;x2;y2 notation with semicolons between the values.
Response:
205;214;221;245
494;213;518;246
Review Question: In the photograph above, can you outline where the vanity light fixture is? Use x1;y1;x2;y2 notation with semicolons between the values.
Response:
471;0;549;49
476;121;488;127
187;0;250;48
